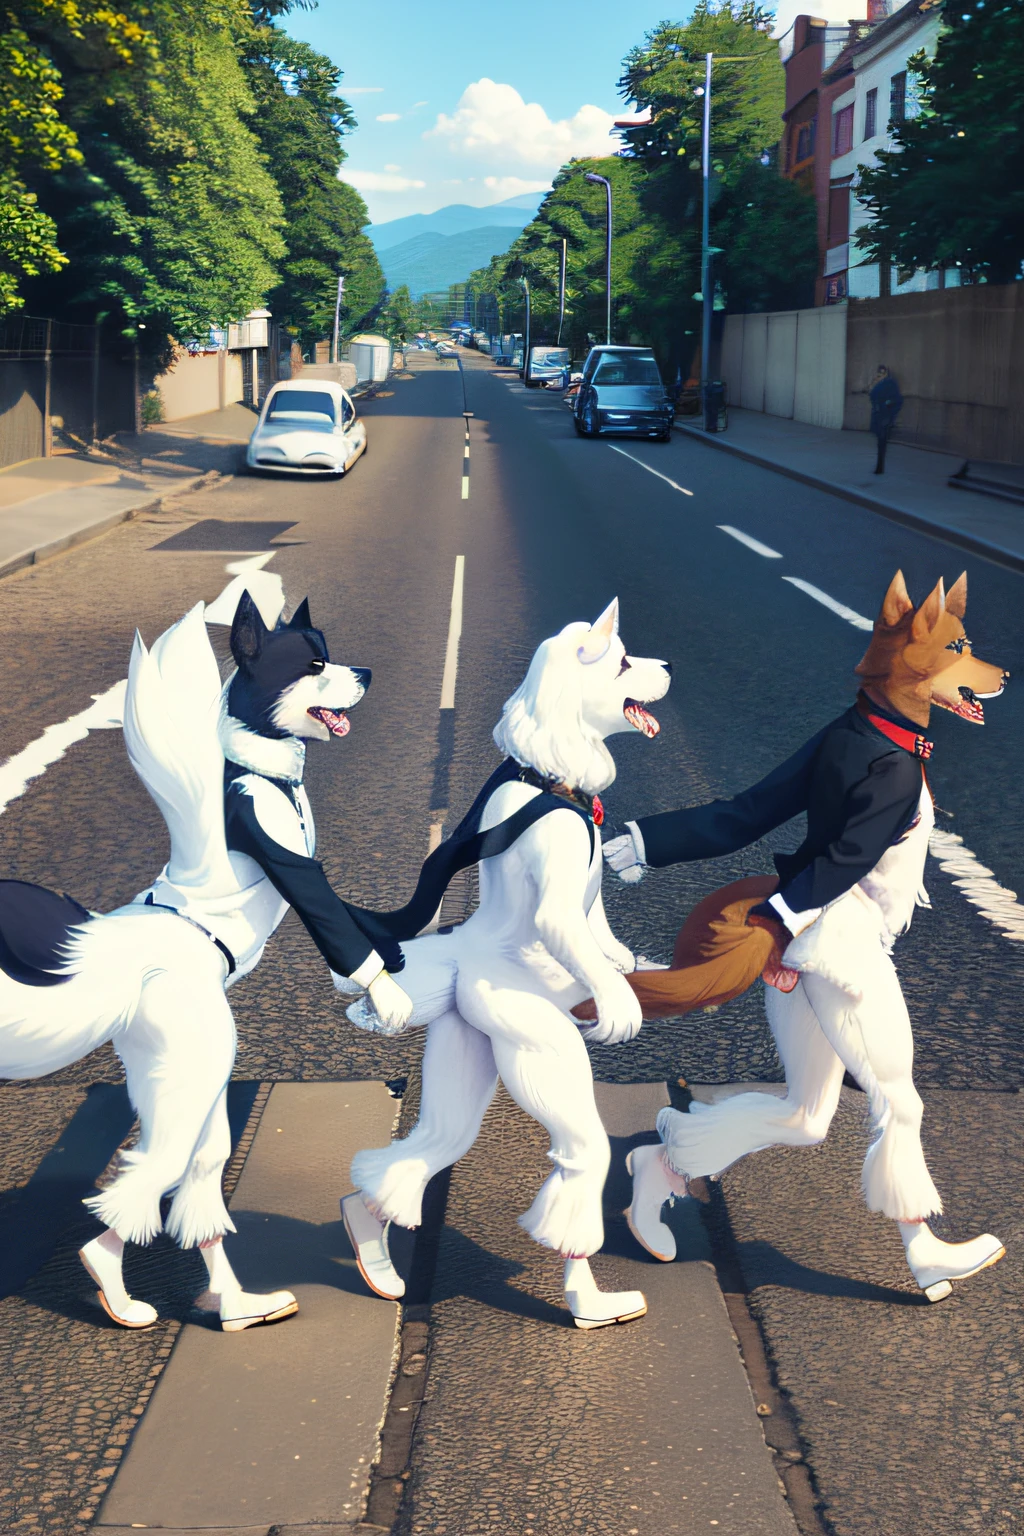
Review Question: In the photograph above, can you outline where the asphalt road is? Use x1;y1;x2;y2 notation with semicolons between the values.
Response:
1;351;1022;1535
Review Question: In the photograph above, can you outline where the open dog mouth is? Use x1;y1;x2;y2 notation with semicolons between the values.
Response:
624;698;660;738
935;685;987;724
307;705;350;737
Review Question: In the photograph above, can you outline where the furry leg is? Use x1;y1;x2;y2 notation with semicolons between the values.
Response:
166;1085;235;1248
801;962;943;1221
350;1010;498;1229
78;1230;158;1329
657;980;845;1180
193;1237;298;1333
459;965;611;1259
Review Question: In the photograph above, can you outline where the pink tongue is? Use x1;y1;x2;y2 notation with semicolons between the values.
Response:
624;700;660;738
308;706;350;737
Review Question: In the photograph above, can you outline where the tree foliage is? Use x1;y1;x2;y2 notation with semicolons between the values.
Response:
381;284;413;342
713;160;818;312
857;1;1024;281
243;24;384;347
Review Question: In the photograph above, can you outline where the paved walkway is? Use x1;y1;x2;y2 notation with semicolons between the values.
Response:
676;408;1024;572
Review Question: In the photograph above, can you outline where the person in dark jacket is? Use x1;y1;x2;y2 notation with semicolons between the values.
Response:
869;364;902;474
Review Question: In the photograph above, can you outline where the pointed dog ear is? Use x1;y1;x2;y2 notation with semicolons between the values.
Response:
946;571;968;619
577;597;619;664
286;597;312;632
230;590;268;670
911;577;946;642
880;570;914;626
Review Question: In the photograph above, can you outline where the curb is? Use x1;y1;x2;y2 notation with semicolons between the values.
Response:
674;421;1024;576
0;470;212;583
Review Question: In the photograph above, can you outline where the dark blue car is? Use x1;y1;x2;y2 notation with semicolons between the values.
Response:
573;346;673;441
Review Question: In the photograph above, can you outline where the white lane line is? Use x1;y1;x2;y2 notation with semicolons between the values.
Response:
439;555;465;709
929;829;1024;941
0;680;126;814
782;576;873;632
607;444;694;496
717;525;782;559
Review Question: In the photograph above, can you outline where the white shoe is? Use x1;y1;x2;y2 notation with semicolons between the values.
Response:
625;1144;687;1262
194;1286;299;1332
563;1256;646;1330
341;1192;405;1299
904;1225;1006;1303
79;1236;158;1330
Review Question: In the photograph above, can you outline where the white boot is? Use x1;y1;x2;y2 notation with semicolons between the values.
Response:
625;1143;689;1262
563;1256;647;1331
341;1192;405;1299
900;1221;1006;1303
79;1230;158;1329
194;1238;298;1333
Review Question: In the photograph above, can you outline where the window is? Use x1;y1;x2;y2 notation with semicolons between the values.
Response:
890;71;907;125
794;117;816;165
592;351;662;386
832;103;854;158
266;389;335;423
864;87;878;140
828;180;852;245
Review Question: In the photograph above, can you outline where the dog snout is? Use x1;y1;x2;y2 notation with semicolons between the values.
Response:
662;660;672;676
353;667;372;692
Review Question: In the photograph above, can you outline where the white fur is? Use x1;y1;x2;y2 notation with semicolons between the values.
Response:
272;663;367;741
350;605;671;1260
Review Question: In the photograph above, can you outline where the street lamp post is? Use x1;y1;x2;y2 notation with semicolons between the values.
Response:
520;275;531;378
698;52;714;429
556;237;567;347
584;171;612;345
332;274;345;365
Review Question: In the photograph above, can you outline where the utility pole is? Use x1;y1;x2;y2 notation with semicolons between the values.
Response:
699;52;713;427
557;237;567;347
332;274;345;364
585;172;612;344
520;275;531;377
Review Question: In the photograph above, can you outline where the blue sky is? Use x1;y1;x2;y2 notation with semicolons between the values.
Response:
285;0;696;225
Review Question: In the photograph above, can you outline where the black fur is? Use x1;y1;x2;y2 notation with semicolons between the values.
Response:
227;590;333;737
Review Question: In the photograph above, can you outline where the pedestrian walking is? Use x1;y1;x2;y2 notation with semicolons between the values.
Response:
869;364;903;474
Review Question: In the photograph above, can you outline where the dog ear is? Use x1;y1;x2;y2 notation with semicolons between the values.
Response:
578;597;619;665
946;572;967;619
286;597;312;632
911;577;946;642
230;590;268;670
879;570;914;627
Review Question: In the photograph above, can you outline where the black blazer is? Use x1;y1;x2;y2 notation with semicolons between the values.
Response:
635;700;926;914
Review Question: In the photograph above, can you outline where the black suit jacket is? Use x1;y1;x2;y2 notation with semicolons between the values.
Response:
635;700;926;914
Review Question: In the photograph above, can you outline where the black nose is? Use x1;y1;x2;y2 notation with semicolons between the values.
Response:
663;660;673;676
353;667;372;691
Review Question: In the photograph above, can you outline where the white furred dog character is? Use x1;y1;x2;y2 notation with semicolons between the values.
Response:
0;590;395;1331
341;599;673;1329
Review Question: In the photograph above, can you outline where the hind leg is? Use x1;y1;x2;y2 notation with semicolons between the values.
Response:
345;1010;498;1299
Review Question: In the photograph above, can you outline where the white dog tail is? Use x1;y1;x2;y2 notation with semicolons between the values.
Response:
123;604;237;899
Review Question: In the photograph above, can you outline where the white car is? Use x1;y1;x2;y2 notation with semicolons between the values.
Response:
246;379;366;476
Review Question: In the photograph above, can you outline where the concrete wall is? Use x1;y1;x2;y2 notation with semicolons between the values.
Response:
846;283;1024;463
721;305;847;429
155;350;243;421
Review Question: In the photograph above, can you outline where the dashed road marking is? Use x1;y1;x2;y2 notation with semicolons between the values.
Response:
439;555;465;710
607;444;694;496
781;576;873;631
717;525;782;559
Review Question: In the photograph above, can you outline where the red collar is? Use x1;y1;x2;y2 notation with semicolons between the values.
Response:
866;712;933;760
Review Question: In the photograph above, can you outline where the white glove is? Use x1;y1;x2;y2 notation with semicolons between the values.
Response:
366;970;414;1033
602;823;646;884
583;974;643;1045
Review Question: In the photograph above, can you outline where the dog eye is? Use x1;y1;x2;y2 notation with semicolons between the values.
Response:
309;657;326;675
945;637;970;655
617;656;632;677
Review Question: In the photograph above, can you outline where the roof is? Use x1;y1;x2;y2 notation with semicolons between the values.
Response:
822;0;942;81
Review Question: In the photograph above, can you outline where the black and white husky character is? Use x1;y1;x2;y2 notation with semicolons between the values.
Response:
0;592;402;1331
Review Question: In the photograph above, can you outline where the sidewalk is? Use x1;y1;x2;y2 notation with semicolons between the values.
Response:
0;407;256;580
675;408;1024;574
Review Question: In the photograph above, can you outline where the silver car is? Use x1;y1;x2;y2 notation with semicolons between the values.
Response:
246;380;367;475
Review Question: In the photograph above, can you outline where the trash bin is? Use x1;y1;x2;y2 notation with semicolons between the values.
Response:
704;380;727;433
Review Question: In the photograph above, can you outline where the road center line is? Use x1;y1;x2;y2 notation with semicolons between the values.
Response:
439;555;465;710
782;576;873;632
607;444;694;496
717;525;782;559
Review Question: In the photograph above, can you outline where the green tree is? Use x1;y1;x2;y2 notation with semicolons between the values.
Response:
714;159;818;312
857;1;1024;281
242;22;384;348
0;1;148;311
381;283;413;342
25;0;286;346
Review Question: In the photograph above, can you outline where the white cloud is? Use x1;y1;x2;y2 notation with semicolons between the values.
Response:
425;79;615;169
483;175;551;199
773;0;865;36
341;170;426;193
384;163;402;172
414;100;429;108
376;112;401;122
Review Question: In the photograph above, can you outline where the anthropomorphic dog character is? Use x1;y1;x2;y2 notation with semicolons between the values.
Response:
341;600;672;1329
605;572;1009;1302
0;592;403;1330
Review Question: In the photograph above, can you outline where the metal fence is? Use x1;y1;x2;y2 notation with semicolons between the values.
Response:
0;315;140;469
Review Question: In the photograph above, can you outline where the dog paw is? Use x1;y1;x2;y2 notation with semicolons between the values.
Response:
604;942;636;974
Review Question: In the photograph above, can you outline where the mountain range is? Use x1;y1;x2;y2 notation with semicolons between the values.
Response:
368;192;543;299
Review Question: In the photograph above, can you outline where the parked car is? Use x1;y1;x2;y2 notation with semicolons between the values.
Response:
524;345;571;389
573;346;673;440
246;379;366;475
